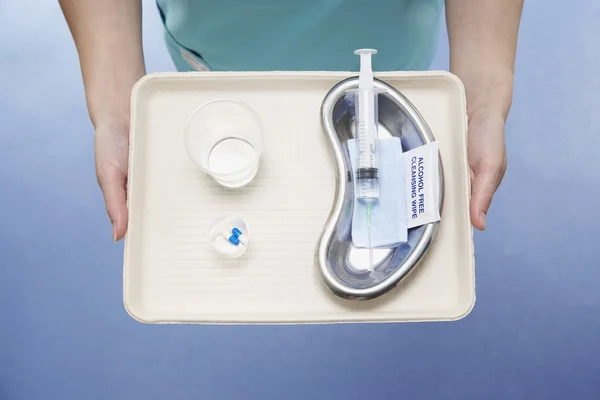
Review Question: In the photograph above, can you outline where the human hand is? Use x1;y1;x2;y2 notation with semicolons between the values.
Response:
467;110;507;231
59;0;145;241
94;118;129;242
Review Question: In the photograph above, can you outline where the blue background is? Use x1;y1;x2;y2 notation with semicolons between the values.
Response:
1;1;599;399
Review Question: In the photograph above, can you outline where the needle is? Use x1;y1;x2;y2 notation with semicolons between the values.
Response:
367;203;374;271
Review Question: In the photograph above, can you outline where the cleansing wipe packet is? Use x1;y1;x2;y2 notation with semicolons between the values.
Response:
404;141;441;228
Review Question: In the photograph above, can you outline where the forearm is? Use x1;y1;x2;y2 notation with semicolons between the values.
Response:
59;0;145;127
446;0;523;120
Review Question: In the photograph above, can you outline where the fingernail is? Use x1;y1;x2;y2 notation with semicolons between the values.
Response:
479;213;487;230
112;224;117;242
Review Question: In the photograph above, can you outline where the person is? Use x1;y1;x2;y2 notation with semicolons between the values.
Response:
59;0;523;242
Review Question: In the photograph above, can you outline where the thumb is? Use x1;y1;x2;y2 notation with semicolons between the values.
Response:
97;166;128;242
470;163;504;231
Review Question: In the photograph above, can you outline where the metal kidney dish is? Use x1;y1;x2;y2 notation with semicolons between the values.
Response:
316;77;445;300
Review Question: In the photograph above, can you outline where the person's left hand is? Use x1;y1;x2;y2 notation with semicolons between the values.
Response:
467;110;508;230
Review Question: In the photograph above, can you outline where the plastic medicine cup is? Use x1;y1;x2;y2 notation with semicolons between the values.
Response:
207;215;250;258
184;99;264;188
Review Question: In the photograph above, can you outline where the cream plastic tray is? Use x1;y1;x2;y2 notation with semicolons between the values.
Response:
124;72;474;324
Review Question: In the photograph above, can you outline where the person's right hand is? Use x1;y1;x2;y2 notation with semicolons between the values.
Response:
94;118;130;242
59;0;145;242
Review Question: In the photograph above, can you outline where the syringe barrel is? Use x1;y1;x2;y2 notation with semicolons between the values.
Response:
354;88;380;171
356;176;380;201
352;48;381;203
354;88;379;141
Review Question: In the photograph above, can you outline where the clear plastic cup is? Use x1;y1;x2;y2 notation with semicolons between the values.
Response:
184;99;263;188
207;215;250;258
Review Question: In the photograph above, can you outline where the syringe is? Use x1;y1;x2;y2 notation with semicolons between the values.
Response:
353;49;380;271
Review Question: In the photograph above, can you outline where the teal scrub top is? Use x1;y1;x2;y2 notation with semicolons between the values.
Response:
156;0;444;72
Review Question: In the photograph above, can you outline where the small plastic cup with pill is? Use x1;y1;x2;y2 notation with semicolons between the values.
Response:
207;216;250;258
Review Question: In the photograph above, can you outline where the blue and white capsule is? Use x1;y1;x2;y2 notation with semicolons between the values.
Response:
222;227;248;246
223;231;240;246
231;228;248;245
